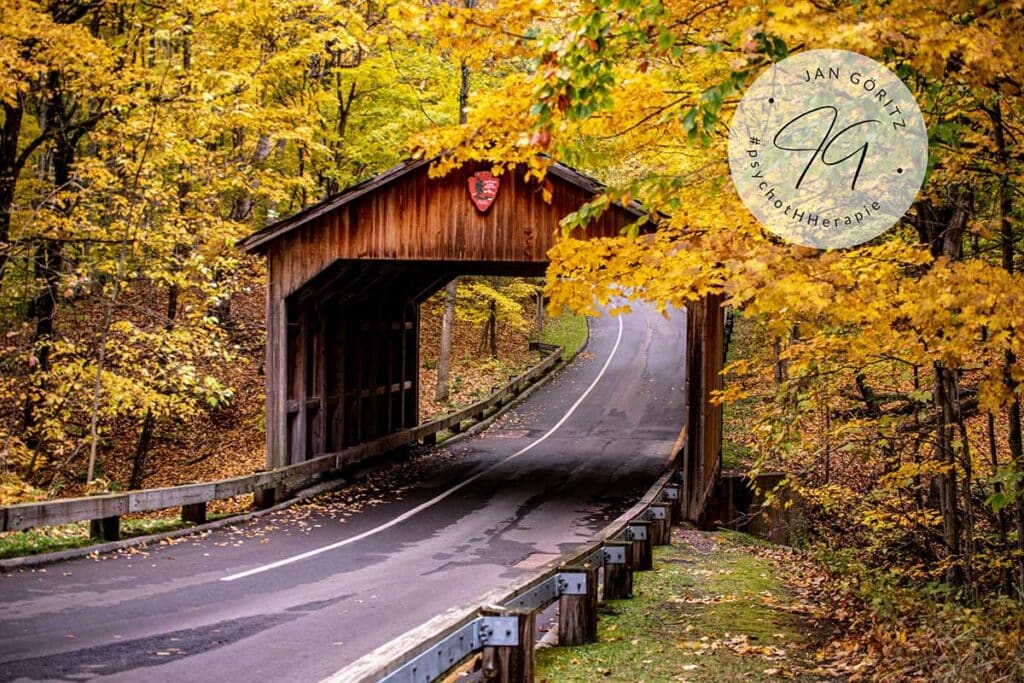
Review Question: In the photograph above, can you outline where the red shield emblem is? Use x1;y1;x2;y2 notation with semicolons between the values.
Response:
468;171;500;212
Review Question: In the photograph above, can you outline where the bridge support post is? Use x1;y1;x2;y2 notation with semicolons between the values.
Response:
558;566;598;646
683;294;725;522
89;516;120;542
628;520;653;571
602;541;633;600
481;606;534;683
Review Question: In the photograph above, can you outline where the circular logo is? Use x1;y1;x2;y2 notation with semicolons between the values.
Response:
728;49;929;249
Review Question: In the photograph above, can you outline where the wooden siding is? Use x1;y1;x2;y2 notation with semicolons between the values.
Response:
265;164;639;298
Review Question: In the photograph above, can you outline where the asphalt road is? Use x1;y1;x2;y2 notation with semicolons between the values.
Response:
0;302;687;682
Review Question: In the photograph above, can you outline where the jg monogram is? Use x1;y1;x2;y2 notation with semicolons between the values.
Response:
728;50;929;249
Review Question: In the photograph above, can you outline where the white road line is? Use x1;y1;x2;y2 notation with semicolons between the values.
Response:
221;314;626;582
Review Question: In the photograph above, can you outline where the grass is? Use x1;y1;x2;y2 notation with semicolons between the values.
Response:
721;313;760;472
535;530;811;682
541;309;588;360
0;514;228;560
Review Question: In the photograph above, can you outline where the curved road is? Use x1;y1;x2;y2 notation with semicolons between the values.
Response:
0;303;686;682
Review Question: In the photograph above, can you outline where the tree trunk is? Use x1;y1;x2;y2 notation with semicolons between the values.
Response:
957;404;976;596
0;101;25;295
129;254;183;489
934;363;963;585
129;409;154;490
24;93;72;441
772;338;784;384
535;289;544;342
457;0;474;125
488;298;497;359
989;100;1024;595
435;279;457;402
915;188;972;587
430;2;472;405
987;411;1014;594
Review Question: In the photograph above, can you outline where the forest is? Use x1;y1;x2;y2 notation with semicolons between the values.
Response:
1;0;1023;678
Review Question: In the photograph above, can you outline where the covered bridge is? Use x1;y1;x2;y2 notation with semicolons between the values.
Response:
238;159;723;519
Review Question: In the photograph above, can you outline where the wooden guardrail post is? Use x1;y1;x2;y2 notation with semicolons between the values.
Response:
558;567;598;646
254;484;283;509
481;606;534;683
602;542;633;600
628;520;653;571
89;516;120;541
662;485;682;525
182;502;206;524
647;505;671;546
663;501;673;545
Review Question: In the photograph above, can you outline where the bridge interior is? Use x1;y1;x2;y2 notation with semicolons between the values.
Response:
281;259;546;464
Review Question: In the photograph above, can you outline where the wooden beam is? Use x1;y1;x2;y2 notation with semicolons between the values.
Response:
343;381;413;400
314;305;327;458
182;502;207;525
89;516;120;542
266;266;288;469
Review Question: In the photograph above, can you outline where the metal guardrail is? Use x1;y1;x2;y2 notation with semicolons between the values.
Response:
377;615;518;683
0;346;565;535
329;459;685;683
378;567;591;683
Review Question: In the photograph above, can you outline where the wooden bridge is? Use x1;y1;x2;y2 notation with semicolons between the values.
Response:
238;159;724;520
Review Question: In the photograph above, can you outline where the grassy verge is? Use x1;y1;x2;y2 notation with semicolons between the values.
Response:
536;530;813;682
0;514;229;560
541;310;588;360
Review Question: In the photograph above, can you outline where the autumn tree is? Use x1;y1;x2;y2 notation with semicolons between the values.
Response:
455;277;536;359
0;0;465;498
403;0;1024;603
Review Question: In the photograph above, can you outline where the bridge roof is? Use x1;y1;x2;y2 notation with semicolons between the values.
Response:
238;158;644;255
